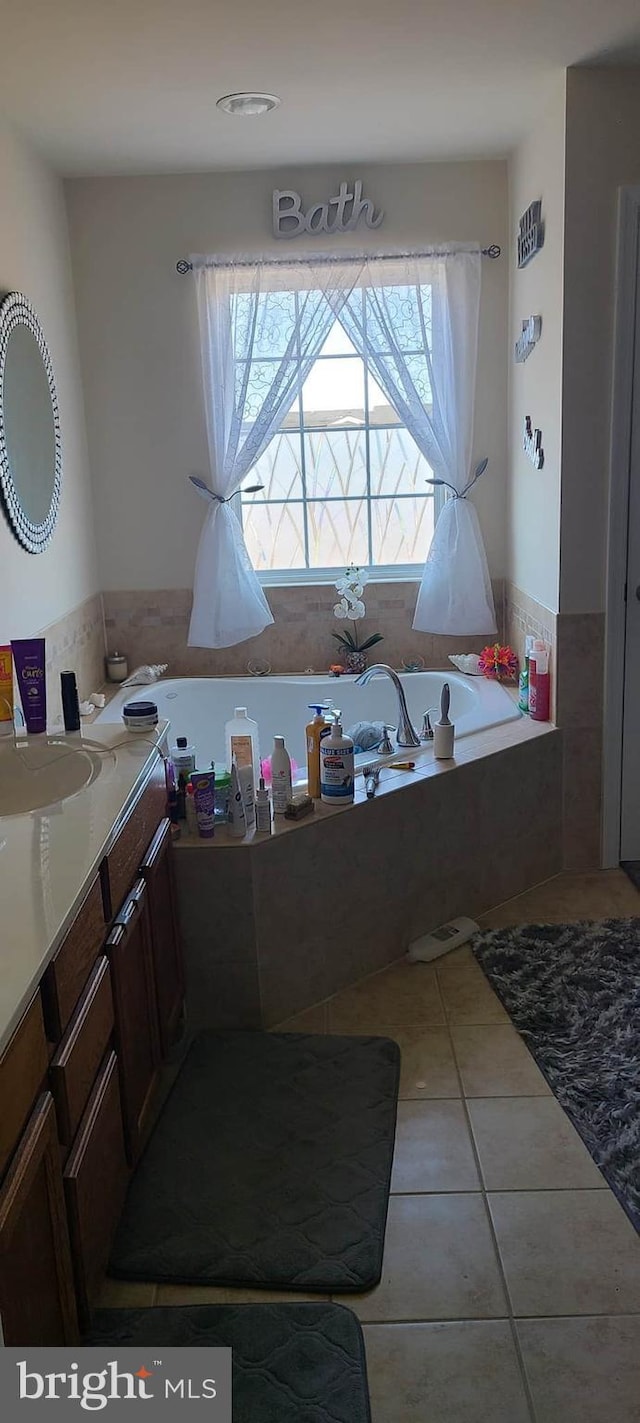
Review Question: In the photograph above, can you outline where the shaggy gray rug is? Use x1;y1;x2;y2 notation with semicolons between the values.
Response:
473;919;640;1232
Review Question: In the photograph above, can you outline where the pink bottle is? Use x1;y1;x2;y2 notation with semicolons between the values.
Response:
529;641;550;721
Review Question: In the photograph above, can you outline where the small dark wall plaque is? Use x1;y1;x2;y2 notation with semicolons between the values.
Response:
523;415;544;469
517;201;544;268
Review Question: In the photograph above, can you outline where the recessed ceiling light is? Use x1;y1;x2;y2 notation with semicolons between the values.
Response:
216;92;280;118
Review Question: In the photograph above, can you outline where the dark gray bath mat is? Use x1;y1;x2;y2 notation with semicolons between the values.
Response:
110;1031;400;1290
87;1303;371;1423
473;918;640;1230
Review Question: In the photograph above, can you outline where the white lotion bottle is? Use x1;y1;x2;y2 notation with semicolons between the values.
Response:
433;682;455;759
225;707;261;788
320;720;355;804
271;736;292;815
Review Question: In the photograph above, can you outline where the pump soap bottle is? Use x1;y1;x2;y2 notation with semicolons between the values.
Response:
306;704;330;798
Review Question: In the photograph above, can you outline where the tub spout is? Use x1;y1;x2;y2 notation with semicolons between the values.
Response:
355;664;421;748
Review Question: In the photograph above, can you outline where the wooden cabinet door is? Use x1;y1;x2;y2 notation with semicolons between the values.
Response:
140;818;184;1054
64;1051;129;1327
0;1093;79;1345
106;879;160;1166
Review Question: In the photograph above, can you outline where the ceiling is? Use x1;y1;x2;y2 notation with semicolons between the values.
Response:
1;0;640;175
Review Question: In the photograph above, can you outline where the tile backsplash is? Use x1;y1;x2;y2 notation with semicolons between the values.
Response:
103;579;505;677
41;592;106;726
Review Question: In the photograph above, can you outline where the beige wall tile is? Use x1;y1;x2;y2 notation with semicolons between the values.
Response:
41;591;106;724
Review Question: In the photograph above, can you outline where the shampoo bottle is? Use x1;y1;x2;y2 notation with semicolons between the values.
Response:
529;642;550;721
306;704;329;798
271;736;292;815
225;707;261;788
320;720;355;804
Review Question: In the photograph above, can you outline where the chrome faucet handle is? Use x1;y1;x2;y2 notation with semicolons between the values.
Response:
421;711;434;741
379;725;394;755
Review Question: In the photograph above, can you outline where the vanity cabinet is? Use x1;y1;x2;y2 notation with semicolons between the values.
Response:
0;761;185;1343
0;1092;79;1345
106;878;161;1165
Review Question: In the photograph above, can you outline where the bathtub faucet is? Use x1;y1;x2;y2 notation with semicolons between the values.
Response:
355;664;421;748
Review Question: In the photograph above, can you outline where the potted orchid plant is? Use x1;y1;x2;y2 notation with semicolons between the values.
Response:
332;565;383;674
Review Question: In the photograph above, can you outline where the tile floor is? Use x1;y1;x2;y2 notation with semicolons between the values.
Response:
99;869;640;1421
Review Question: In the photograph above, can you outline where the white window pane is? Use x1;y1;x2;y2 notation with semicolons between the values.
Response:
279;394;301;430
243;501;306;571
371;496;434;565
244;433;303;501
367;371;401;426
232;290;298;358
304;431;367;499
307;499;369;567
302;356;365;427
369;428;434;496
316;320;359;357
237;358;297;426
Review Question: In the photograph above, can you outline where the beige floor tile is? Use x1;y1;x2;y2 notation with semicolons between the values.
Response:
468;1097;606;1190
97;1278;158;1307
479;869;640;930
327;961;444;1031
516;1315;640;1423
156;1285;231;1305
489;1189;640;1316
452;1025;551;1097
380;1026;461;1098
155;1284;328;1305
426;944;477;968
273;1003;327;1033
347;1193;506;1322
391;1101;480;1193
364;1320;530;1423
437;964;508;1024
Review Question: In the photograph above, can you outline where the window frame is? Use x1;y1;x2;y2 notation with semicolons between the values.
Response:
237;286;443;584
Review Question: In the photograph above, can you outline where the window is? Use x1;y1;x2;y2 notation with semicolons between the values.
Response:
238;294;440;580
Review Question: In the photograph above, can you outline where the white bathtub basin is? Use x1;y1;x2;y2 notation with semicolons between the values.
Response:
96;670;520;781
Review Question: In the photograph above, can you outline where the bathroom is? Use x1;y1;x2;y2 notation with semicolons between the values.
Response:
1;12;640;1418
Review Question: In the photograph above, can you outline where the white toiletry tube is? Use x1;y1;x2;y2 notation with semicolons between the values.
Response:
238;761;256;832
230;761;247;838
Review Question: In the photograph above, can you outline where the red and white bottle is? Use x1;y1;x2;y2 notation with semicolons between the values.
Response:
529;641;550;721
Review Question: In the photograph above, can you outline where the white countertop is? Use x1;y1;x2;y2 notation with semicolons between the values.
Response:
0;721;168;1056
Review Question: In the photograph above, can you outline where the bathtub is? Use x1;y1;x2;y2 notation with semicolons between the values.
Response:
95;670;521;781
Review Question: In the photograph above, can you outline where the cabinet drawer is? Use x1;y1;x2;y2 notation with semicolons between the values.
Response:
64;1051;129;1325
41;877;106;1041
49;957;114;1147
102;763;166;920
0;993;48;1179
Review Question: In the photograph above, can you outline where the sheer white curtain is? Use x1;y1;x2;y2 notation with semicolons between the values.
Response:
337;250;496;635
188;255;361;648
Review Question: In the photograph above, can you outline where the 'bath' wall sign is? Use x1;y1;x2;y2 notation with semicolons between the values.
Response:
517;200;544;267
523;416;544;469
273;181;384;238
515;315;542;363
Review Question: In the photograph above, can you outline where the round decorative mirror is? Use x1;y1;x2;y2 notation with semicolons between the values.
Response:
0;291;61;553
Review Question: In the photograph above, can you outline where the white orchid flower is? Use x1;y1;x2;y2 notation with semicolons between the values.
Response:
333;599;349;617
351;599;365;618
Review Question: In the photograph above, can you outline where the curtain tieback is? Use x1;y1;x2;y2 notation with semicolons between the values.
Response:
426;458;489;502
188;476;265;504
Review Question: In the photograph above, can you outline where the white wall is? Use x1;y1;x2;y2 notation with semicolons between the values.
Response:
0;118;98;642
561;66;640;614
507;74;566;614
65;158;508;591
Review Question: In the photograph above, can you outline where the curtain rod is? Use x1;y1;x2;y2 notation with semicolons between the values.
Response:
175;244;501;274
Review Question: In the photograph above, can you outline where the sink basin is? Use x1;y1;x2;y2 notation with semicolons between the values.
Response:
0;737;107;816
